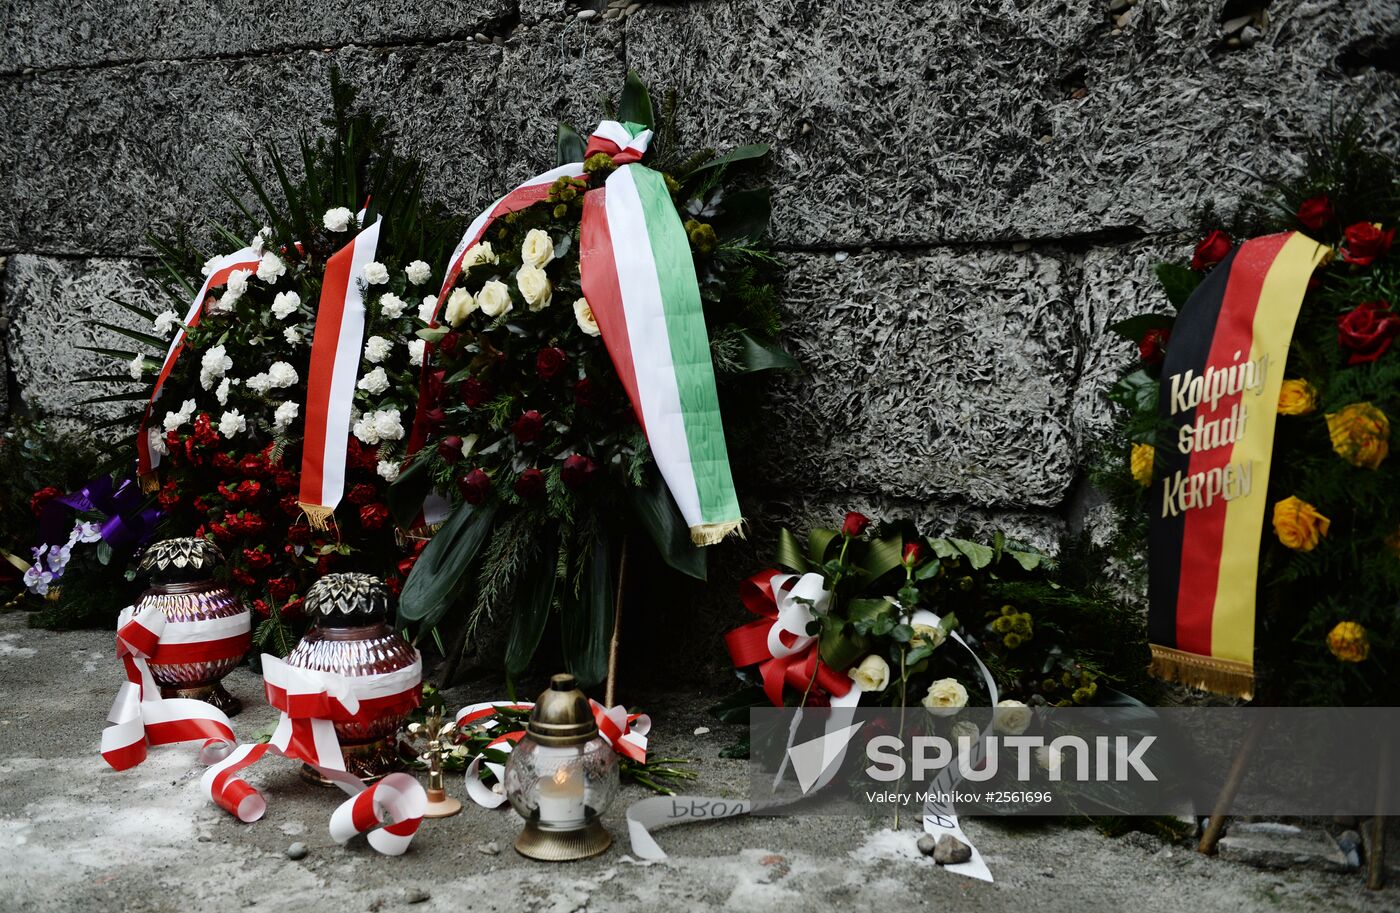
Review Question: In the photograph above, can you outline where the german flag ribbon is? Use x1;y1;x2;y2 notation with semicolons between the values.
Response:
1147;231;1329;698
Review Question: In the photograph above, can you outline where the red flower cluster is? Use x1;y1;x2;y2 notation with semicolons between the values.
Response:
1338;300;1400;365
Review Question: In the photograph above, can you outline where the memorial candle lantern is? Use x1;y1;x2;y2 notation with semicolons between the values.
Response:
504;674;620;861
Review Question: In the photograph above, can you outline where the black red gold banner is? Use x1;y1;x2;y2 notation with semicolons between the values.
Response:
1147;232;1327;698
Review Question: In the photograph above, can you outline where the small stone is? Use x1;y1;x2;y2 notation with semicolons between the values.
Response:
285;842;308;860
916;834;937;856
933;835;972;865
833;251;849;262
605;9;620;18
1107;0;1130;13
1336;830;1362;869
473;32;490;44
1238;25;1262;48
477;841;500;855
693;726;711;736
577;9;598;19
608;0;628;7
625;3;642;14
407;888;430;904
1221;15;1254;35
1012;241;1032;253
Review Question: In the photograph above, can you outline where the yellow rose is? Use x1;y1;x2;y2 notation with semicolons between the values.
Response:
848;654;890;692
443;287;477;326
573;297;600;337
1326;402;1390;470
1326;621;1369;663
1277;379;1318;416
476;279;513;318
1272;495;1330;552
520;228;555;269
921;678;968;717
516;264;553;312
1130;443;1154;488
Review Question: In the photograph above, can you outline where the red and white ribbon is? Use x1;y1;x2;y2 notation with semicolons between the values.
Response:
137;246;261;483
201;654;426;855
299;217;383;529
100;603;249;771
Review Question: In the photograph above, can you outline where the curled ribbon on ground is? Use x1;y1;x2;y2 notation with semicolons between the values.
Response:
100;603;249;771
201;655;426;856
455;699;651;809
724;570;855;707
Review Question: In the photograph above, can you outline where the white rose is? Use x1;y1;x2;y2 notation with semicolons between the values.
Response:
357;366;389;395
516;264;552;312
352;411;381;445
408;339;426;367
363;335;392;363
848;654;890;693
405;260;432;285
461;241;497;269
950;720;982;748
245;373;272;395
373;408;405;441
477;280;513;318
443;287;477;326
921;678;968;717
226;269;251;296
273;400;299;432
363;261;390;285
284;326;304;345
379;292;406;319
376;459;400;482
128;353;146;381
272;291;301;320
323;207;354;232
993;699;1032;736
218;409;247;437
215;376;232;405
521;228;555;269
911;623;947;651
573;297;600;337
153;310;181;336
418;295;438;323
266;361;298;388
256;251;286;284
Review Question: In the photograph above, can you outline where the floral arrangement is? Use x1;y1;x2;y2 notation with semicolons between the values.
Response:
394;74;790;684
1097;120;1399;704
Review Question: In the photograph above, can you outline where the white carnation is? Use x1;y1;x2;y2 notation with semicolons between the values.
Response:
373;408;405;441
408;339;426;367
273;400;299;432
162;409;187;432
245;373;272;395
199;345;232;389
323;207;354;232
405;260;432;285
363;335;392;363
352;411;381;445
363;261;390;285
250;225;272;255
356;366;389;395
201;255;220;277
284;326;304;345
256;251;286;284
266;361;298;388
444;287;477;326
128;353;146;381
379;293;406;319
153;310;181;336
376;459;400;482
418;295;438;323
215;376;231;405
226;269;251;296
218;409;247;437
272;291;301;320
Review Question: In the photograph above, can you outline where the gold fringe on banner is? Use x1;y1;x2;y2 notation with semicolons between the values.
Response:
298;502;337;533
690;519;746;547
139;472;160;495
1150;644;1254;700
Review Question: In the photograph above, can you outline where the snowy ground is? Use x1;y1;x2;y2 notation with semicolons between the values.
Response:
0;612;1392;913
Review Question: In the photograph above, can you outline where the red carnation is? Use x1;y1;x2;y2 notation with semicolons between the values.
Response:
232;512;268;537
347;483;378;506
515;468;546;499
278;494;301;517
192;413;219;446
213;452;237;472
251;599;271;618
346;438;379;470
280;597;306;620
208;522;234;543
286;524;311;545
359;503;390;530
841;511;870;538
1138;327;1170;366
231;567;256;587
437;436;464;464
242;548;273;570
512;410;545;443
1341;221;1395;267
536;347;569;380
574;377;596;409
560;454;598;488
158;481;182;511
902;542;927;568
234;480;262;502
29;486;62;517
1190;230;1232;271
386;575;404;595
1296;195;1334;232
193;495;213;514
397;556;417;578
273;470;296;491
239;453;268;478
268;577;296;603
457;469;492;505
1337;300;1400;365
461;378;491;408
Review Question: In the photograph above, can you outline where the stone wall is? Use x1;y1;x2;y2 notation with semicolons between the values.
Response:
2;0;1397;680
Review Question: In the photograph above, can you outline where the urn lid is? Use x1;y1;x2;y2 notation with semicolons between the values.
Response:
305;573;391;625
139;537;224;584
526;674;599;747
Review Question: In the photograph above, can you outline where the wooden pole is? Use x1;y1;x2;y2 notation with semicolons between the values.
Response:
1198;717;1267;855
603;536;630;708
1368;732;1392;890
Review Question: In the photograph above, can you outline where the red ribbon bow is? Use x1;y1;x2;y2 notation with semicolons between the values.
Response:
724;569;852;708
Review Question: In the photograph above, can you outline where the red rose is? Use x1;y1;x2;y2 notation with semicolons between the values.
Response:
560;454;597;488
457;469;492;505
461;378;491;408
902;542;927;567
420;406;446;429
1296;195;1333;232
512;410;545;443
574;377;596;409
347;483;378;505
1341;221;1395;267
29;486;62;517
515;468;546;500
242;548;273;570
287;524;311;545
1190;230;1232;271
1138;327;1170;366
841;511;870;538
268;577;296;603
359;503;390;530
437;436;464;464
439;332;463;357
1337;300;1400;365
536;347;568;380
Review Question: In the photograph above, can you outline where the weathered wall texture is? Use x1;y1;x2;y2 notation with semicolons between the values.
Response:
2;0;1397;678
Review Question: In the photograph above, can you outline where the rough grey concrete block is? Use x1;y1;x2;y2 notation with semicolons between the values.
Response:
754;248;1077;509
0;0;517;72
627;0;1400;246
3;255;156;428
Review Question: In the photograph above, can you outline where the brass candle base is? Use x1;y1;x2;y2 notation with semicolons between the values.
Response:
159;681;242;717
423;786;462;819
299;737;398;786
514;817;611;862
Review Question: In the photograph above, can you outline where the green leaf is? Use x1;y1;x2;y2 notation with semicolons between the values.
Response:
108;296;158;322
949;538;995;570
557;122;586;166
733;330;799;374
776;527;810;573
505;535;558;676
928;538;961;560
1107;313;1174;344
711;188;772;243
806;528;839;565
860;534;905;587
398;501;499;626
416;326;451;343
77;345;139;362
76;390;150;406
818;615;868;672
1107;369;1158;412
387;457;434;529
1155;262;1201;310
618;70;655;131
1006;548;1046;571
707;686;767;724
689;143;770;176
561;525;613;689
627;469;706;580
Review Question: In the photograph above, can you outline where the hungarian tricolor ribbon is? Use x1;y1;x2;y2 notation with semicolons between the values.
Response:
724;570;854;707
410;121;742;546
299;216;384;530
137;246;261;490
1147;231;1328;699
100;603;249;771
454;698;651;809
201;654;426;855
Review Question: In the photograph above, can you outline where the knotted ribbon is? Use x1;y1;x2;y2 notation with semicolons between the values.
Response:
38;476;160;552
201;654;426;855
100;603;249;771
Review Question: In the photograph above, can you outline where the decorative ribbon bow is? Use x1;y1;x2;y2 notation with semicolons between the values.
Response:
201;654;426;856
454;698;652;809
406;120;742;546
724;570;855;708
100;603;249;771
39;475;161;552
